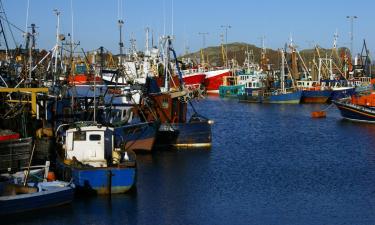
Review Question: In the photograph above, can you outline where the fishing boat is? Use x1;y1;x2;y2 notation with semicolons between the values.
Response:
142;90;213;148
333;91;375;123
56;122;136;194
326;80;356;101
182;68;206;86
219;76;244;98
67;64;102;85
204;68;232;93
101;61;140;85
0;180;74;215
296;80;332;103
0;161;74;216
113;121;159;152
140;36;213;148
239;50;302;104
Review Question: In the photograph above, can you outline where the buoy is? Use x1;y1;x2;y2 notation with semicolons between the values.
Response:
47;171;56;181
311;111;326;118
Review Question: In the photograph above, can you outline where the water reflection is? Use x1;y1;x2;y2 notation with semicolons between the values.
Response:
5;97;375;225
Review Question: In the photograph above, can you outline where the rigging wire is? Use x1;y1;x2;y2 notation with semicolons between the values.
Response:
0;0;17;48
0;15;26;34
70;0;74;45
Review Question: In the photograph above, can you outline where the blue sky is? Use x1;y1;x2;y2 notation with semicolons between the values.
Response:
2;0;374;55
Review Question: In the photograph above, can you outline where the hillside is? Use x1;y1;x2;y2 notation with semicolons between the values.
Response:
180;42;349;70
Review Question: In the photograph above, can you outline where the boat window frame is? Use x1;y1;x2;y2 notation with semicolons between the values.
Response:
73;131;87;141
89;134;102;141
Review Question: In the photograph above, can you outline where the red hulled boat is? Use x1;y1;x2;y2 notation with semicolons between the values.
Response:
204;68;231;93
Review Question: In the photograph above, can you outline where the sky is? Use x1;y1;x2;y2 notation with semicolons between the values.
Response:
1;0;375;56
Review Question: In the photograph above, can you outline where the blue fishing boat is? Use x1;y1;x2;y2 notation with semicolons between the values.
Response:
330;87;355;101
265;89;303;103
296;80;332;103
239;49;302;104
0;181;74;215
238;89;302;104
56;122;136;195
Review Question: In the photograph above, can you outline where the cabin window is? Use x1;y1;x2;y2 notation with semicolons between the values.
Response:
73;131;86;141
89;134;101;141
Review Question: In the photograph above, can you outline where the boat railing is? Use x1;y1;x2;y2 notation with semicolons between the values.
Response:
341;101;375;113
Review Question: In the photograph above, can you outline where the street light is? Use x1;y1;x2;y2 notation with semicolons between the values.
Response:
346;16;358;57
198;32;209;48
221;25;231;67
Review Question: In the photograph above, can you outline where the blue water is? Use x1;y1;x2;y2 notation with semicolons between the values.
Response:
5;96;375;225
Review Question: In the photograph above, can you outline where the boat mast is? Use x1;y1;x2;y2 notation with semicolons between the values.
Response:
27;23;36;86
198;32;208;65
145;27;150;56
162;35;171;91
118;19;124;64
220;34;227;67
281;49;285;93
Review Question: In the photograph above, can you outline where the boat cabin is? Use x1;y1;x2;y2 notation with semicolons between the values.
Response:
296;81;326;90
238;75;265;90
222;76;239;86
65;126;114;167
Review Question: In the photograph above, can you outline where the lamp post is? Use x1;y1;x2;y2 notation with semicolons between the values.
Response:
346;16;357;57
198;32;209;49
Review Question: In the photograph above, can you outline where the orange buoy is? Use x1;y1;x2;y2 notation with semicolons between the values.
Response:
311;111;326;118
47;171;56;181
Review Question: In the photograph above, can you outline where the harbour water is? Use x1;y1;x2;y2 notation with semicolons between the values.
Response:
5;96;375;225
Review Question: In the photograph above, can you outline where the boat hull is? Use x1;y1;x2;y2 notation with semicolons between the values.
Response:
330;87;355;101
301;90;332;103
182;73;206;86
204;69;231;93
0;184;74;215
239;90;302;104
57;162;136;195
333;100;375;123
155;120;212;148
114;122;158;152
219;84;245;98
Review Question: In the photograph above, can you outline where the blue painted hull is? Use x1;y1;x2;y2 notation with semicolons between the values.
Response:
301;90;332;103
330;88;355;101
238;90;302;104
333;100;375;123
267;91;302;103
244;88;263;95
0;185;74;215
57;162;136;195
